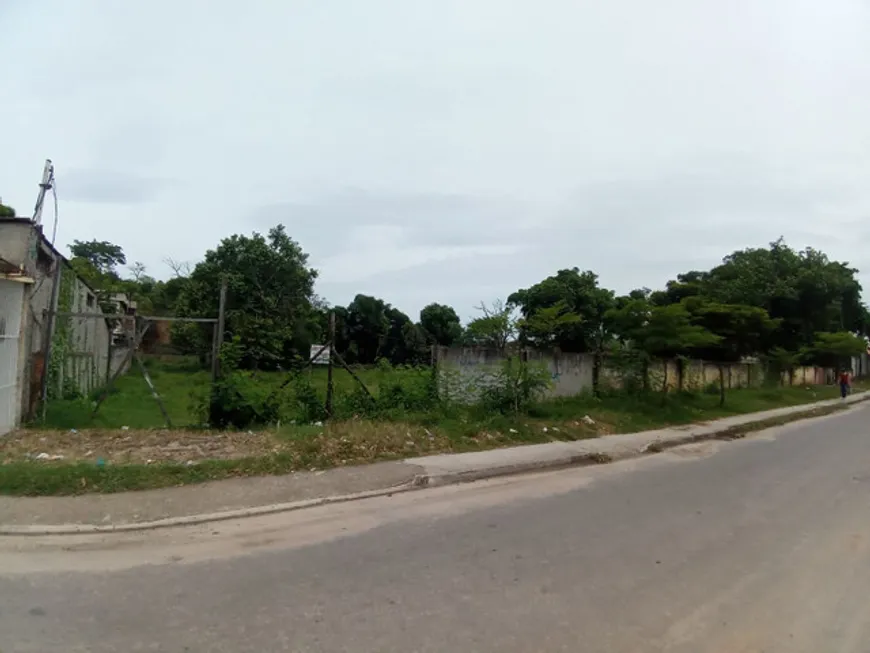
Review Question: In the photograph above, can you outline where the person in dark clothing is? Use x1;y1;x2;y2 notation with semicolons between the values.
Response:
839;369;851;398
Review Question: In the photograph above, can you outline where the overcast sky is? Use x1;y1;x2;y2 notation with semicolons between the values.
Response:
2;0;870;321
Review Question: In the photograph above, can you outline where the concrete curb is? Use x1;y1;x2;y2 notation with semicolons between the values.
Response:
0;480;422;536
3;393;866;536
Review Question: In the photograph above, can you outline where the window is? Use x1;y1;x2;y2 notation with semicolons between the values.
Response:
86;293;95;308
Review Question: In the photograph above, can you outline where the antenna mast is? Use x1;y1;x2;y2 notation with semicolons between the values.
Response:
32;159;55;227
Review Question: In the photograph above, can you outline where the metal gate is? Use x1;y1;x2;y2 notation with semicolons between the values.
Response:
0;279;24;435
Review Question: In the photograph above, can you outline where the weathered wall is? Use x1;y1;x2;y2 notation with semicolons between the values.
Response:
2;219;129;422
436;346;834;401
0;220;34;269
435;347;595;401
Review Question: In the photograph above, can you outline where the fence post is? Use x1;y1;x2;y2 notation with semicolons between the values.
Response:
212;277;228;381
325;311;335;417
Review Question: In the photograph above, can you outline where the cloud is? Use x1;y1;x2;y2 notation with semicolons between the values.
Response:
2;0;870;319
60;169;177;205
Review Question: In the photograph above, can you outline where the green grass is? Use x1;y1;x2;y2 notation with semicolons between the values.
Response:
8;356;865;497
2;391;859;496
41;356;853;432
0;453;309;496
39;357;393;429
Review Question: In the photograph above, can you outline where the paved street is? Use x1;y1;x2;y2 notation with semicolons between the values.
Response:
3;403;870;652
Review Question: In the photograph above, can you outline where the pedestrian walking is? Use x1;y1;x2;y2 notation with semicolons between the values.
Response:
839;369;851;398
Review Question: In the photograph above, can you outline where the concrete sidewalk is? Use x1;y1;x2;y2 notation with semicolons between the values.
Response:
1;393;865;535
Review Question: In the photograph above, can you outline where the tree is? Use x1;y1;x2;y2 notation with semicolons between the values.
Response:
69;240;126;276
65;239;127;311
684;299;780;362
607;299;721;393
509;268;615;352
0;202;15;218
810;331;867;370
516;300;582;349
764;347;802;386
464;299;517;351
128;261;148;282
419;303;463;346
174;225;318;369
649;271;706;306
344;295;391;365
400;321;431;365
163;257;192;278
698;238;868;354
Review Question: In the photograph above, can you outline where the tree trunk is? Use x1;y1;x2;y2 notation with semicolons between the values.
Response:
718;364;726;407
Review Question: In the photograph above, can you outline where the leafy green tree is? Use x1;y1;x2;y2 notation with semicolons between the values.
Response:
655;238;869;366
810;331;867;370
400;321;431;365
701;239;867;354
174;225;318;370
344;294;391;364
607;299;721;393
649;271;706;306
684;299;780;362
69;239;126;276
419;303;463;346
516;300;582;349
66;239;127;311
509;268;615;352
337;296;428;365
764;347;802;386
463;299;517;350
0;202;16;217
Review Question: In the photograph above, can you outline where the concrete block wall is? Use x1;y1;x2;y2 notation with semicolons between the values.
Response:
436;346;833;402
434;347;595;402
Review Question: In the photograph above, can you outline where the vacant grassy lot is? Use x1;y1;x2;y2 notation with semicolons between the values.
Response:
2;358;863;496
40;357;389;430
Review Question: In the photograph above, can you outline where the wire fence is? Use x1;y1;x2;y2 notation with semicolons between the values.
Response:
39;312;220;428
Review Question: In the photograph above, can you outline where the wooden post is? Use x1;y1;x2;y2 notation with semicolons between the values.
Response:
213;277;228;380
210;322;220;383
325;311;335;417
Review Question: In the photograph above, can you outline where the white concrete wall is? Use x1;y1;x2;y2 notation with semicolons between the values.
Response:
49;265;113;399
2;219;123;419
0;279;26;435
435;347;595;401
436;346;834;402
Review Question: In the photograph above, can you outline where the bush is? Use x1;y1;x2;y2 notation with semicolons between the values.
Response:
289;374;328;423
201;372;281;429
479;356;552;414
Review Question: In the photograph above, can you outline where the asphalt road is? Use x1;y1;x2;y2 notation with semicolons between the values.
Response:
3;403;870;652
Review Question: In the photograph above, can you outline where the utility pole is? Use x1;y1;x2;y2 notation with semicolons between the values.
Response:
32;159;54;227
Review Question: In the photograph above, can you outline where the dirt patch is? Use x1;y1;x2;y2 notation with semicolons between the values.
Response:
0;421;458;468
1;428;280;465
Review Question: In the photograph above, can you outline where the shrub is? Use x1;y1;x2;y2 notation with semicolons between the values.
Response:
479;356;552;414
